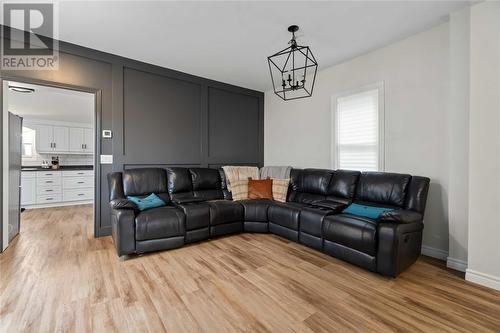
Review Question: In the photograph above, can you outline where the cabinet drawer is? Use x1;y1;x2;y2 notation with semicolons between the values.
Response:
63;188;94;202
62;170;94;177
63;177;94;189
36;171;62;179
21;172;36;179
37;186;62;196
37;177;62;187
37;193;62;204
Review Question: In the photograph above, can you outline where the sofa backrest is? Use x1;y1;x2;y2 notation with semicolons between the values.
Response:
189;168;224;201
288;168;334;204
121;168;170;204
404;176;430;214
355;172;411;208
326;170;360;204
165;167;195;203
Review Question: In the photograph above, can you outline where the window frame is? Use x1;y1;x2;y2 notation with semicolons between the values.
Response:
331;81;385;171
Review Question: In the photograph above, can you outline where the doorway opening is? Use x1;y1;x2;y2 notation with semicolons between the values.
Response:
2;80;97;251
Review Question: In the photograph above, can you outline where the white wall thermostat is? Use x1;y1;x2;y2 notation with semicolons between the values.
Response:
102;130;112;138
100;155;113;164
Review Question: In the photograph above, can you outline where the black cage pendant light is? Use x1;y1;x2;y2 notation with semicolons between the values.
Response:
268;25;318;101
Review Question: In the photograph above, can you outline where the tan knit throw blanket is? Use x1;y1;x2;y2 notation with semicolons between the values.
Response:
222;166;259;191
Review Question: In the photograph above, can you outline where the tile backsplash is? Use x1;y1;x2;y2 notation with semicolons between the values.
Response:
23;152;93;167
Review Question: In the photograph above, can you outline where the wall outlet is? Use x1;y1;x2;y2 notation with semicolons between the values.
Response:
100;155;113;164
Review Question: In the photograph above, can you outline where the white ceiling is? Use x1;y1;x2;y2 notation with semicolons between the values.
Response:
12;1;474;91
7;81;94;123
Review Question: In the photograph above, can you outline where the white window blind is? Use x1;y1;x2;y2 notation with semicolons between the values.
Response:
335;88;382;171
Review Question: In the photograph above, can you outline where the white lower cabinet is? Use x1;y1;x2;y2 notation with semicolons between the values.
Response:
37;193;63;204
21;173;37;206
63;188;94;202
21;169;94;208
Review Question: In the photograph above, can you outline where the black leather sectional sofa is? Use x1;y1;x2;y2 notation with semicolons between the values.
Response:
108;167;429;277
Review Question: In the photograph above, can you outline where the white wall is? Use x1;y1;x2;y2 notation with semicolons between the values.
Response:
466;1;500;291
447;7;470;272
265;23;450;255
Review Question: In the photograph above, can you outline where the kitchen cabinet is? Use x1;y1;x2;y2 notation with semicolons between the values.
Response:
69;127;85;152
21;173;36;206
53;126;69;152
69;128;94;153
36;124;53;152
84;128;94;153
21;169;94;208
36;125;70;153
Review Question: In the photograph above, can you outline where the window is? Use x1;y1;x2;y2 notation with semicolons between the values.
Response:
22;126;36;158
333;83;384;171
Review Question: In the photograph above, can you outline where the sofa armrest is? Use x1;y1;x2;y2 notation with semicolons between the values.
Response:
110;198;138;211
379;209;423;224
376;221;424;277
312;200;348;212
110;208;136;256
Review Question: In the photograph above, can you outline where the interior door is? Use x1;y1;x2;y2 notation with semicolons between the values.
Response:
69;127;84;152
53;126;69;152
8;113;22;242
83;128;94;153
36;124;53;152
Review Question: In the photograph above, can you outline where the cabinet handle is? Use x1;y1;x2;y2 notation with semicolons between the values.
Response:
77;181;84;184
46;190;53;192
77;172;84;175
46;198;53;201
54;143;56;148
78;194;84;196
45;181;53;183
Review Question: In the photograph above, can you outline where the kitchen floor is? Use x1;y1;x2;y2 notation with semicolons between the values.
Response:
17;205;95;249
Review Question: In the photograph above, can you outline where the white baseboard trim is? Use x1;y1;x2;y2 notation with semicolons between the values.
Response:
466;269;500;291
421;245;448;261
446;257;468;272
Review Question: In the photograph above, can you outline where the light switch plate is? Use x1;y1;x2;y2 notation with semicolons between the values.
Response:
100;154;113;164
102;130;112;138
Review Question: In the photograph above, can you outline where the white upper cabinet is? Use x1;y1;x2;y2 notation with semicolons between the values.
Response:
36;124;54;153
69;127;85;152
34;122;93;155
53;126;69;152
84;128;94;153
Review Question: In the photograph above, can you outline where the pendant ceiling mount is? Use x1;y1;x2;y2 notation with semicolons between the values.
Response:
267;25;318;101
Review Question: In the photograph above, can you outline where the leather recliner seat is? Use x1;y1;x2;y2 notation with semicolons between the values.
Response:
108;167;429;277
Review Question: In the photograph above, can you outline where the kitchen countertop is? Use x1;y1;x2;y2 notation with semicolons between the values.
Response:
21;165;94;172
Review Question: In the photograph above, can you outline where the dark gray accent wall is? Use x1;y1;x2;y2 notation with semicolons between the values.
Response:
0;26;264;237
123;68;203;164
208;87;261;163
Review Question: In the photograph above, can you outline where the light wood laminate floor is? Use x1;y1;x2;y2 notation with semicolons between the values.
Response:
1;205;500;332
